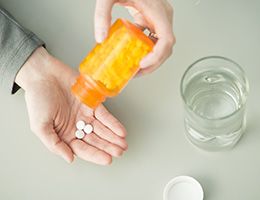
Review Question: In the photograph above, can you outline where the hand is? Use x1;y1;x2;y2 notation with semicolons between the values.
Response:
15;47;127;165
94;0;176;76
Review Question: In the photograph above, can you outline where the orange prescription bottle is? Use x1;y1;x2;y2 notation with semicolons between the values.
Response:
71;19;154;108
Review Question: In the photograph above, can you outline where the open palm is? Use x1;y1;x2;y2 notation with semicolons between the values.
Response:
18;48;127;165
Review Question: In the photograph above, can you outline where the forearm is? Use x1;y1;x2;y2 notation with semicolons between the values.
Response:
0;7;44;94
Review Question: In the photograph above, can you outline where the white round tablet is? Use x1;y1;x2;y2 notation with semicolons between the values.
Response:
163;176;204;200
76;120;85;130
84;124;93;134
75;130;85;139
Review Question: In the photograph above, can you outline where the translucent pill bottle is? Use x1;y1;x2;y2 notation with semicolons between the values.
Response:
71;19;154;108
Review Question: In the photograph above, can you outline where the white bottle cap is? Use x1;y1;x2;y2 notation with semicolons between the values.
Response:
84;124;93;134
76;120;85;130
163;176;204;200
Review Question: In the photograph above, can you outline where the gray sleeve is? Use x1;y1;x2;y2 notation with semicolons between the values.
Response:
0;7;45;94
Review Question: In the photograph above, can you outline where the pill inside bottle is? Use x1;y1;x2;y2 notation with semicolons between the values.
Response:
72;19;154;108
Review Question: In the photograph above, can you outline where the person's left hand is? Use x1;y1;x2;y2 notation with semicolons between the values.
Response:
15;47;127;165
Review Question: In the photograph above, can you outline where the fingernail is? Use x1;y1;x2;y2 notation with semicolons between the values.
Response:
96;30;107;43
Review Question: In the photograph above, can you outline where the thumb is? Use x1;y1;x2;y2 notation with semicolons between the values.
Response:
94;0;115;43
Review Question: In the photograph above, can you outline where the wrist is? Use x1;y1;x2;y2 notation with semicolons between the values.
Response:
15;47;54;91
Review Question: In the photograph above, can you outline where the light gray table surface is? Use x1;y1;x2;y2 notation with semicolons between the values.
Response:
1;0;260;199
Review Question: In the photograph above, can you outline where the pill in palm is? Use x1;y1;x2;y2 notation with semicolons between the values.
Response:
84;124;93;134
76;120;85;130
75;130;85;139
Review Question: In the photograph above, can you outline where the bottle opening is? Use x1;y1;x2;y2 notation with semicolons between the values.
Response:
71;75;106;109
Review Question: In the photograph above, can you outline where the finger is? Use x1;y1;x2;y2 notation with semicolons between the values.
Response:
95;0;115;43
136;39;176;77
94;105;127;138
83;133;124;157
138;3;175;71
70;139;112;165
139;34;175;73
136;65;157;77
36;126;74;163
125;6;149;29
92;119;128;150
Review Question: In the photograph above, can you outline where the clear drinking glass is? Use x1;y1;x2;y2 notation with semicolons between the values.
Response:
180;56;249;151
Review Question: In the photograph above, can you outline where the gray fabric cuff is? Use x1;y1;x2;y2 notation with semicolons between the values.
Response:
2;34;44;94
0;7;45;94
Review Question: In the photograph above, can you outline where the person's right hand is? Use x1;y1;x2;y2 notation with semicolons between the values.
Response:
94;0;175;76
15;47;128;165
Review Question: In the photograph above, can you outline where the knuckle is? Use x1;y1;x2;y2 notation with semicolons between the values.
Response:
168;35;176;46
164;35;176;49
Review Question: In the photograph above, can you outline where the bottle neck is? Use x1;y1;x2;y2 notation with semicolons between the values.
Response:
71;75;106;109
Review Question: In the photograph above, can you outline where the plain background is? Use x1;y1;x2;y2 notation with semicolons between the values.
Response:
1;0;260;199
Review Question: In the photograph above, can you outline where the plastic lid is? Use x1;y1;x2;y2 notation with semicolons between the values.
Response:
163;176;204;200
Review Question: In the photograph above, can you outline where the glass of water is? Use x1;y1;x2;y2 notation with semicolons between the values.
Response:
180;56;249;151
